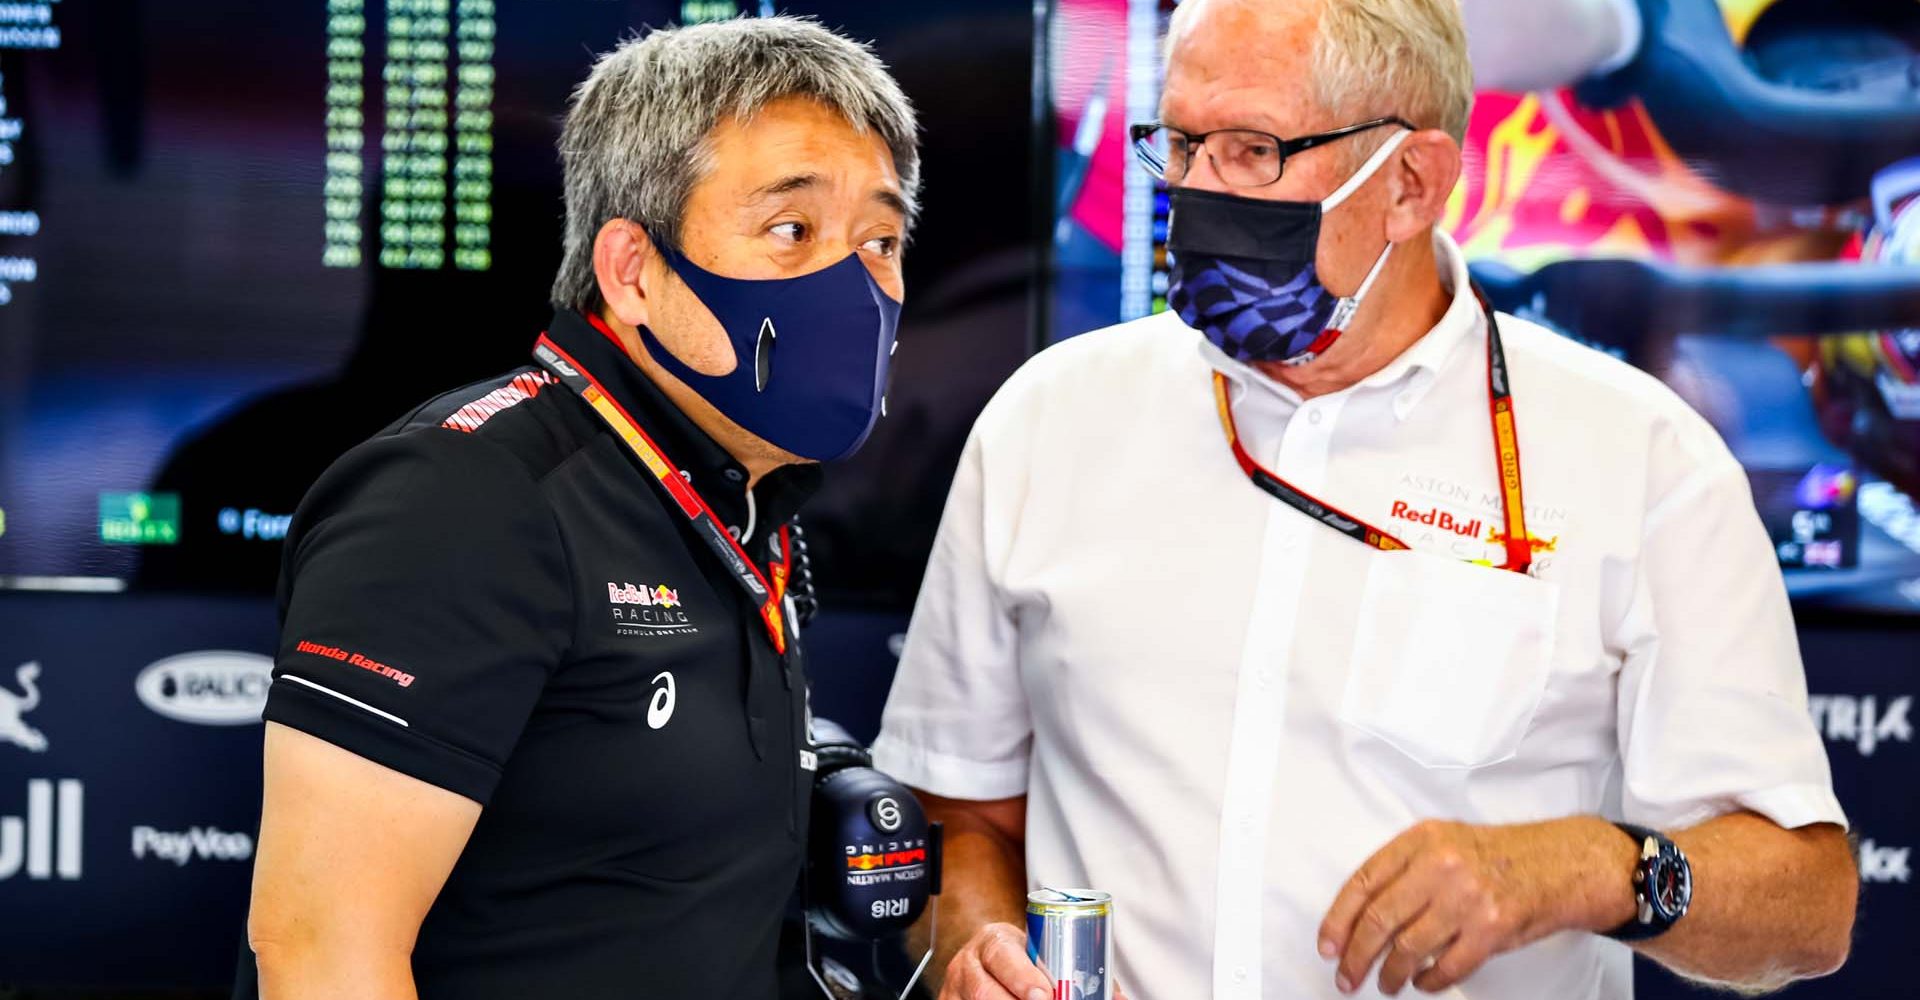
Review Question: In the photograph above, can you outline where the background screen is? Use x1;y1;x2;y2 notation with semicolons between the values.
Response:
0;0;1038;611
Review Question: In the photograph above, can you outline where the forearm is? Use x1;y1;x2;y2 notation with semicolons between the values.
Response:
1537;812;1855;988
1629;813;1855;988
252;939;417;1000
913;812;1028;989
1320;809;1854;996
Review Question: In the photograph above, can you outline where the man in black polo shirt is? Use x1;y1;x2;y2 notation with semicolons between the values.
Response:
239;17;919;1000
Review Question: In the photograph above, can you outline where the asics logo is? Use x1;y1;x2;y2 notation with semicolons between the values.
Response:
647;672;676;730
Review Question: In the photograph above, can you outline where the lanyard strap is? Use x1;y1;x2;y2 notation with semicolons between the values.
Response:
1481;290;1533;575
1212;289;1534;575
533;334;794;654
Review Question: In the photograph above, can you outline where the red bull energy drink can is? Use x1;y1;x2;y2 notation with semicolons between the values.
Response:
1026;888;1113;1000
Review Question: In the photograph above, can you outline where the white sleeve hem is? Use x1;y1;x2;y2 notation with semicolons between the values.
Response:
1737;783;1851;832
1628;783;1849;833
871;734;1029;801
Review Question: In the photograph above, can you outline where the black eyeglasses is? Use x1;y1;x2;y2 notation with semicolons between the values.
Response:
1129;117;1414;187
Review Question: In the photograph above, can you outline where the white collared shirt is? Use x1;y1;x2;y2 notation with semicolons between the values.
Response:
872;231;1845;1000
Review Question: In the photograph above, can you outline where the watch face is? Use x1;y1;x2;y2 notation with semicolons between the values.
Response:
1651;851;1693;922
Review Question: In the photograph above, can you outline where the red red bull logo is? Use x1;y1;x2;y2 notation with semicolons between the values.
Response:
846;848;927;871
606;582;681;609
1388;500;1484;541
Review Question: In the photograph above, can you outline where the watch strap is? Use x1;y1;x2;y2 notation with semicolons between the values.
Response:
1606;823;1684;942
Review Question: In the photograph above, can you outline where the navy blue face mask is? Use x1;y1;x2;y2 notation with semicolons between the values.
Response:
640;247;903;462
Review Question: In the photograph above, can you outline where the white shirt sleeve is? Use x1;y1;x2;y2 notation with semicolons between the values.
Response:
1612;426;1847;833
871;409;1033;801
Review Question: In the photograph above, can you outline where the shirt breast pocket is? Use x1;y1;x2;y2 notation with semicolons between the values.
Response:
1339;550;1560;769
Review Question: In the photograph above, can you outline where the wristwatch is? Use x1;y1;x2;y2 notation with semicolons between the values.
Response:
1606;823;1691;942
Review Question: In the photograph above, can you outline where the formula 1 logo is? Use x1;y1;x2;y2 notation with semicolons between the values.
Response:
0;662;47;753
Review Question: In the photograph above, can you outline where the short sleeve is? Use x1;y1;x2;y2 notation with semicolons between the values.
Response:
265;431;572;806
871;415;1033;801
1612;438;1846;832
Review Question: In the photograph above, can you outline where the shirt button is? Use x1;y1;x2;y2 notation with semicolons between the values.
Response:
724;468;745;483
1307;409;1323;426
1234;966;1249;984
1257;668;1273;689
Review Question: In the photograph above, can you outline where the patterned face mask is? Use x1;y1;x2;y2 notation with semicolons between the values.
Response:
1166;129;1408;366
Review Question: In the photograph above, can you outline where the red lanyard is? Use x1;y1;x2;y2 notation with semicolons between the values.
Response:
533;334;794;655
1213;288;1535;575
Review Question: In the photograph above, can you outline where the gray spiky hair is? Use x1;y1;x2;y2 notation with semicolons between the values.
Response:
551;16;921;311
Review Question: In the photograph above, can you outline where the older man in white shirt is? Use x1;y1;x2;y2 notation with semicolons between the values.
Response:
872;1;1858;999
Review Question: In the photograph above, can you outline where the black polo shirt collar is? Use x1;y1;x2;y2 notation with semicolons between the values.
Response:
543;308;824;540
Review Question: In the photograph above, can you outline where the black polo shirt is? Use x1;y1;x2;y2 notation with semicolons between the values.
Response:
249;308;820;1000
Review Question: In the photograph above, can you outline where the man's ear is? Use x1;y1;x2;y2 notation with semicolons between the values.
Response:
1384;130;1462;244
593;219;656;329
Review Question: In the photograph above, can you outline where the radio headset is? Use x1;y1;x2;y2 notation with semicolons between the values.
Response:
792;522;944;1000
804;720;943;999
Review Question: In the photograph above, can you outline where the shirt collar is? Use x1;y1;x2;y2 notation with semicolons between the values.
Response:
1199;230;1483;421
539;308;823;541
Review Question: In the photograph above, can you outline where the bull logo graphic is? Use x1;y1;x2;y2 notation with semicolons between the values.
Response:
0;662;47;753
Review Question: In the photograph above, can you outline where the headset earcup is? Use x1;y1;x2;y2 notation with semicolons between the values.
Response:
807;767;933;942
